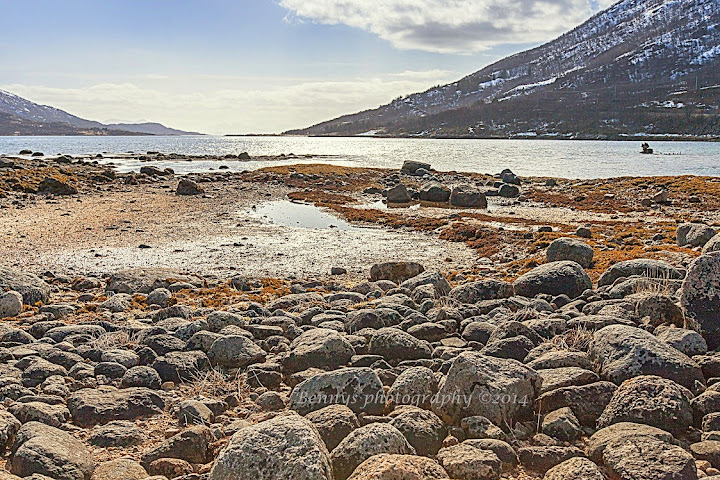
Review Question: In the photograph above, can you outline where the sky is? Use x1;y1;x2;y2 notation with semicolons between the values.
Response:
0;0;616;134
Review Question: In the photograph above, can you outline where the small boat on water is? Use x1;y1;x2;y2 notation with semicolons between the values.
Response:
641;142;654;154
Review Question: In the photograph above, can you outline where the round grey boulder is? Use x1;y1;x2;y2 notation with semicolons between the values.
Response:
209;413;332;480
330;423;415;480
589;324;703;392
546;238;593;268
597;375;693;434
513;261;591;299
680;253;720;349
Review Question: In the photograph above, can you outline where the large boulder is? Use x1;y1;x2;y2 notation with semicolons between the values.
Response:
306;405;360;452
537;381;617;426
91;458;148;480
284;328;355;373
0;291;23;318
289;367;385;415
677;223;716;248
368;327;432;363
9;422;95;480
389;409;446;456
387;366;438;410
587;422;676;462
544;457;604;480
546;238;594;268
330;423;415;480
449;185;487;208
436;443;502;480
597;375;694;434
680;253;720;349
602;436;697;480
176;178;205;195
418;183;451;203
209;414;332;480
401;271;451;297
207;335;266;368
703;233;720;254
449;280;514;304
401;161;431;175
386;184;412;204
513;261;591;299
140;425;215;467
67;387;165;427
597;259;683;287
589;324;704;392
0;267;51;304
431;352;541;426
347;454;448;480
370;262;424;283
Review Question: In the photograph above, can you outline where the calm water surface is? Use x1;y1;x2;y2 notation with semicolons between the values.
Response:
1;135;719;179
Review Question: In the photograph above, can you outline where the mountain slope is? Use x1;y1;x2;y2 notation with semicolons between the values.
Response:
287;0;720;138
0;89;200;136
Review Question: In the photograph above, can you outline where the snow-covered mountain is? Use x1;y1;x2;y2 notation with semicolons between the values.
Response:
287;0;720;138
0;89;200;136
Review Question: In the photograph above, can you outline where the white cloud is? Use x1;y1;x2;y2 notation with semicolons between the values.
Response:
1;70;458;134
280;0;619;53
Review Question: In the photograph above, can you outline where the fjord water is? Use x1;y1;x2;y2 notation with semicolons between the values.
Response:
1;135;719;179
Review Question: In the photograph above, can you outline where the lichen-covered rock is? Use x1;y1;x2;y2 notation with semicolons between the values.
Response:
656;327;708;357
543;457;604;480
390;408;446;456
431;352;541;426
0;267;51;305
209;414;332;480
9;422;95;480
370;262;424;283
289;367;385;415
449;280;514;304
589;324;703;392
546;238;594;268
680;253;720;349
347;454;448;480
330;423;415;480
207;334;266;368
284;328;355;373
677;222;716;247
514;261;591;299
537;381;617;426
597;375;693;434
587;422;676;462
67;387;165;427
436;443;501;480
0;291;23;318
387;366;437;410
306;405;360;452
602;436;697;480
368;327;432;363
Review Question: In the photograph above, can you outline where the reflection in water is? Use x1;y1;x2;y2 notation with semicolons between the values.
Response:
246;200;357;231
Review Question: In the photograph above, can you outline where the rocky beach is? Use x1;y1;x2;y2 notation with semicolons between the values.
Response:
2;150;720;480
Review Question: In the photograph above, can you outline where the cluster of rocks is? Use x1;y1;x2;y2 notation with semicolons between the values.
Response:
1;243;720;479
384;162;523;208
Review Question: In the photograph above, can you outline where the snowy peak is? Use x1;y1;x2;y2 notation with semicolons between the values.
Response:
288;0;720;138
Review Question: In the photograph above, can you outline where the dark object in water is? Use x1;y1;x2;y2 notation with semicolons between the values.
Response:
641;142;654;154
